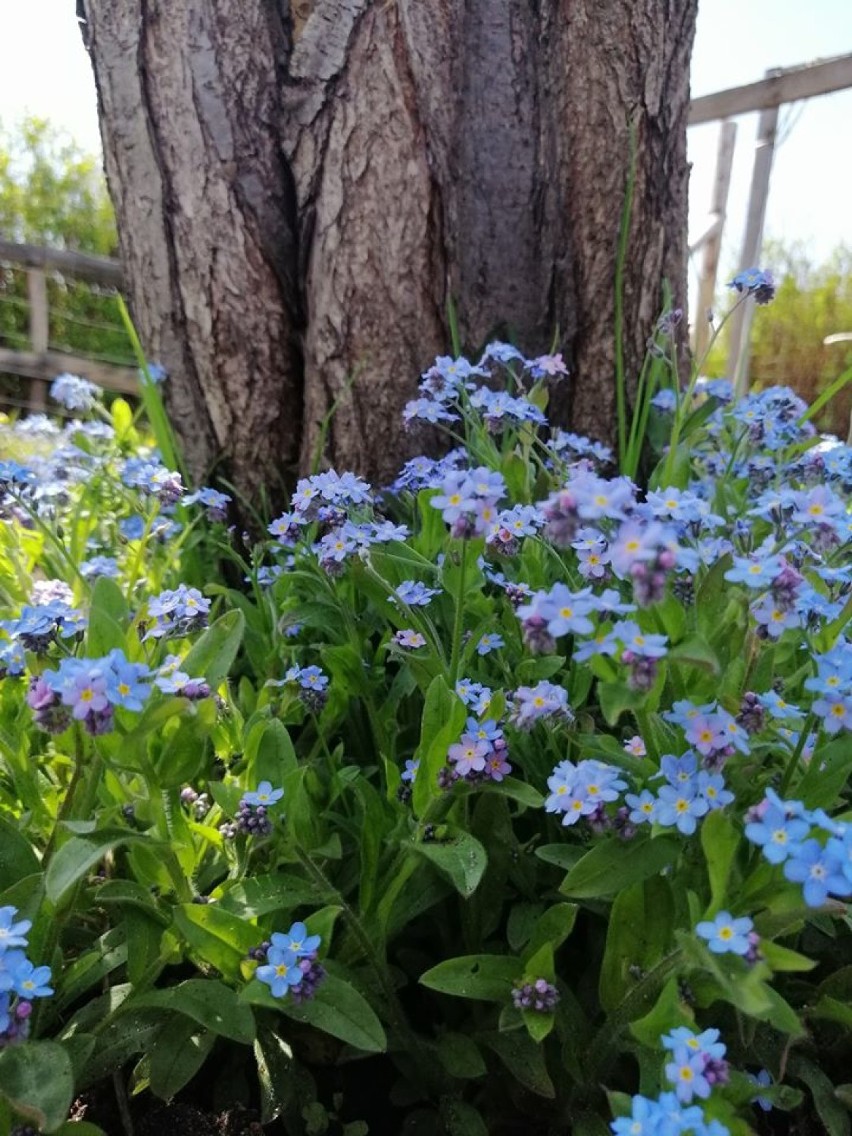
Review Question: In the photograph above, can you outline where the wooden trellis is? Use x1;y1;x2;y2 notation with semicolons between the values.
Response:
688;53;852;393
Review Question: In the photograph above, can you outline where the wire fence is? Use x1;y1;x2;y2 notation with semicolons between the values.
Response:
0;249;138;415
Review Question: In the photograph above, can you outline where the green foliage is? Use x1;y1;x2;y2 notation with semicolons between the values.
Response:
0;312;850;1135
0;117;132;398
705;240;852;437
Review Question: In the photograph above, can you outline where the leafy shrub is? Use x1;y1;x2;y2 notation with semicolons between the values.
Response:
0;289;850;1136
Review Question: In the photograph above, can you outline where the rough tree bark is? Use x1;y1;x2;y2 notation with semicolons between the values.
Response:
80;0;697;502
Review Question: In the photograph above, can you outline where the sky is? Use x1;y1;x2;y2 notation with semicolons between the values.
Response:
1;0;851;288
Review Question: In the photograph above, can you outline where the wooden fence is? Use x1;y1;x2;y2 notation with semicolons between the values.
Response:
688;53;852;393
0;238;136;414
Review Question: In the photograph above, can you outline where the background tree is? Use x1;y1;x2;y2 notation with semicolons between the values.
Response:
80;0;698;501
0;117;132;401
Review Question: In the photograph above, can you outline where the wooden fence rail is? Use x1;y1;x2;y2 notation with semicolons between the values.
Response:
0;240;136;413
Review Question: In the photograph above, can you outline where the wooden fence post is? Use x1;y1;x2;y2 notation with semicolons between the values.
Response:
26;267;49;411
691;120;737;363
726;77;780;397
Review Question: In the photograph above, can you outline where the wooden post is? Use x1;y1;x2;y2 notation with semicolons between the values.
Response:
26;267;49;411
727;76;780;397
692;120;737;362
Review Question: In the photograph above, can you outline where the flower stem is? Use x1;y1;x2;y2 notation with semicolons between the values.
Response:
448;539;468;687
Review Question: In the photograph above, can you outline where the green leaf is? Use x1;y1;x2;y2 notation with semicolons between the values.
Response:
629;977;692;1048
597;681;647;726
434;1033;487;1079
440;1098;488;1136
812;996;852;1026
796;735;852;809
249;719;298;786
173;904;258;980
416;488;448;559
412;677;467;818
700;809;741;914
253;1027;294;1125
354;778;388;912
479;1030;555;1098
57;928;128;1009
243;975;386;1053
412;831;488;898
522;1005;555;1042
79;1009;164;1089
523;903;578;962
123;907;166;987
667;635;721;675
217;872;333;918
599;877;673;1012
484;777;544;809
560;836;681;900
130;979;255;1043
323;643;371;695
182;610;245;688
788;1056;850;1136
0;1042;74;1133
0;815;40;892
85;576;129;656
534;844;584;872
760;941;816;974
45;830;154;904
419;954;521;1003
148;1016;216;1100
515;656;566;684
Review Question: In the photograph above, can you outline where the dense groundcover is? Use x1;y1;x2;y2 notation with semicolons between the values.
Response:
0;282;850;1136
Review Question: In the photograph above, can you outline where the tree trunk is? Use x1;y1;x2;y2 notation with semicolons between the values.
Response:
81;0;697;501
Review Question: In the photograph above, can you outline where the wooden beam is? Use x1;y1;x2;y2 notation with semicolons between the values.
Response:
690;53;852;125
0;239;123;288
0;348;138;397
25;269;50;411
692;121;737;361
727;100;780;395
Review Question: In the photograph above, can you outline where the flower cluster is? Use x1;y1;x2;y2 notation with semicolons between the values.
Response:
430;467;507;539
255;921;325;1003
545;759;627;827
626;753;732;836
402;349;561;436
745;790;852;907
511;977;559;1013
121;457;184;506
612;1093;729;1136
806;641;852;735
1;600;84;656
144;585;210;640
275;664;330;713
508;681;573;730
229;782;284;838
50;372;100;412
441;718;512;785
663;1027;729;1105
28;649;152;735
183;486;231;523
0;906;53;1048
